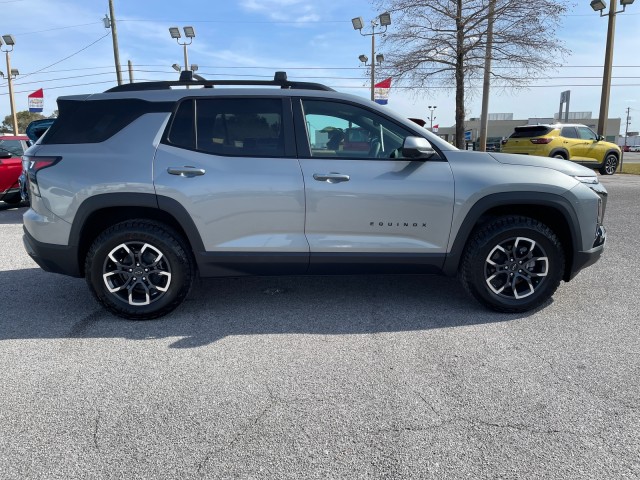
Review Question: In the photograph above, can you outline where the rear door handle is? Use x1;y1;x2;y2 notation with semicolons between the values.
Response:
167;166;206;177
313;173;350;183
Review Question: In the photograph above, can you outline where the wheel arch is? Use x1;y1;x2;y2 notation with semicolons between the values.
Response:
442;192;580;281
70;193;204;276
602;149;619;162
548;148;569;159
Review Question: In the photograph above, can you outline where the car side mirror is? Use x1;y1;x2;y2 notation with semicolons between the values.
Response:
401;136;436;159
598;135;605;142
0;151;13;159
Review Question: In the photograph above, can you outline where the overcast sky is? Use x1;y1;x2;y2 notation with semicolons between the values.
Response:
1;0;639;132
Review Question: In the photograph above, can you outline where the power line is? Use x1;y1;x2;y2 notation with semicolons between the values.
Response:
9;67;640;87
0;31;111;88
14;22;103;36
4;80;640;97
10;64;640;78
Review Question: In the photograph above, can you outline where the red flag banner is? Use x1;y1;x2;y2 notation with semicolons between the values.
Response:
374;77;392;105
28;89;44;113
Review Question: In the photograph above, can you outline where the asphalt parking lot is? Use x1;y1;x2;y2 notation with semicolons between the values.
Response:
1;175;639;479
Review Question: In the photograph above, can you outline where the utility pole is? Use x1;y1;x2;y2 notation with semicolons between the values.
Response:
478;0;495;152
624;107;631;148
108;0;123;85
127;59;134;83
597;0;617;138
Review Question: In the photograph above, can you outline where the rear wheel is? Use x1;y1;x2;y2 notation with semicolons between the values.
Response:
85;220;195;320
460;216;565;313
599;153;618;175
552;152;567;160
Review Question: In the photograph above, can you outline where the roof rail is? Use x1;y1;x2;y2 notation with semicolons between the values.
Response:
105;71;334;93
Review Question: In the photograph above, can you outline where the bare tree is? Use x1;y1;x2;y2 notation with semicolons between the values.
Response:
374;0;571;147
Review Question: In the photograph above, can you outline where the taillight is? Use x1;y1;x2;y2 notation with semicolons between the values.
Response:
530;138;552;144
23;155;62;197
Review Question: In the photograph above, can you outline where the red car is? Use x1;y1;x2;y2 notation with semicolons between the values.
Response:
0;135;31;204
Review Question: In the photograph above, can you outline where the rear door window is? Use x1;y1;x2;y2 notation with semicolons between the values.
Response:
166;98;288;158
560;127;578;139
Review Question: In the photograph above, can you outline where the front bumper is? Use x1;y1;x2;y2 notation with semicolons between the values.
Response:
568;224;606;280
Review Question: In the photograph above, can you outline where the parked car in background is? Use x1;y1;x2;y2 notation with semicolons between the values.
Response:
629;145;640;152
501;124;621;175
0;135;31;204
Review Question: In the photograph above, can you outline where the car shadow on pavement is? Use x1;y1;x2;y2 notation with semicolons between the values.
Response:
0;268;542;348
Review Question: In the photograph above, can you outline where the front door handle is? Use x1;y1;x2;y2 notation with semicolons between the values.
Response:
313;173;350;183
167;166;206;177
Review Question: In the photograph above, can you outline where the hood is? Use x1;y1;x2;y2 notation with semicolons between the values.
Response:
489;152;597;178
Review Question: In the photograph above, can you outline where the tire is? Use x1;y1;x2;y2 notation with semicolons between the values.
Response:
2;193;22;204
460;216;565;313
551;153;566;160
599;153;618;175
85;220;195;320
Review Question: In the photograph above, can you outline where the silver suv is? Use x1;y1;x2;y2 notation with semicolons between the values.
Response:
21;73;607;319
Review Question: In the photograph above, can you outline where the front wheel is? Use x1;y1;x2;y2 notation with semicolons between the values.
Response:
460;216;565;313
85;220;195;320
599;154;618;175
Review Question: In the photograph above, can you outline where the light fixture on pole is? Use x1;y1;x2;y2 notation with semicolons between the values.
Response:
169;26;196;73
352;12;391;101
0;34;19;135
169;26;196;87
428;106;437;131
591;0;635;138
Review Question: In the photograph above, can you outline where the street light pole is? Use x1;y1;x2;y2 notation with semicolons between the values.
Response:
352;12;391;102
370;31;375;102
1;35;19;135
169;26;195;88
428;105;437;130
591;0;635;138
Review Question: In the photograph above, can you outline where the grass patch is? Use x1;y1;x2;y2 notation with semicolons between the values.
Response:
620;162;640;175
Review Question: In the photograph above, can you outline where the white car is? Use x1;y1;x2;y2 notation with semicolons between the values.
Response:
629;145;640;152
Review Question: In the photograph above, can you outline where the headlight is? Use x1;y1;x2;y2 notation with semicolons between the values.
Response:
574;175;599;184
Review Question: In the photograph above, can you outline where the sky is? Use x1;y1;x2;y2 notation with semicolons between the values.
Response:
1;0;639;133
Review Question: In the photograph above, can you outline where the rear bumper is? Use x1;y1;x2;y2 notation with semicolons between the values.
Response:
23;227;82;277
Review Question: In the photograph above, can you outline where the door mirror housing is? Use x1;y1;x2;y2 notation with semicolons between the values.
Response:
598;135;605;142
401;136;436;159
0;151;13;159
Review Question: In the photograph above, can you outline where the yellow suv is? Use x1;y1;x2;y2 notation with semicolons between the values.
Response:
501;124;621;175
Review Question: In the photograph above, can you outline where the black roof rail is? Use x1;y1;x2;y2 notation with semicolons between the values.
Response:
105;71;334;93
